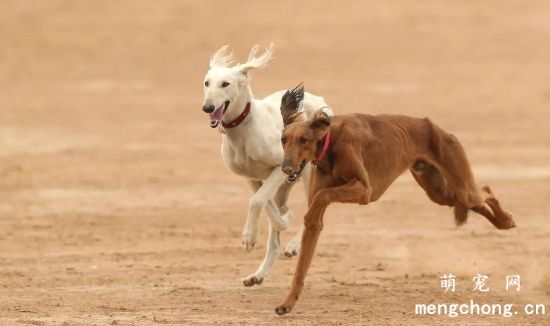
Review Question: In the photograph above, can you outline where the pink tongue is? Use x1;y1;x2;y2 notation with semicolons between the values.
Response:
209;106;224;123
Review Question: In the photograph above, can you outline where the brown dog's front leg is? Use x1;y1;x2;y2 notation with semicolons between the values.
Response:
347;150;373;204
275;179;368;315
275;199;326;315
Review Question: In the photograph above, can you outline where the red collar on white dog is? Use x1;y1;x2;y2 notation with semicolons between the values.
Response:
312;131;331;166
222;102;251;129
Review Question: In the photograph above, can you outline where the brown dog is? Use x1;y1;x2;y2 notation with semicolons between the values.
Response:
274;84;516;315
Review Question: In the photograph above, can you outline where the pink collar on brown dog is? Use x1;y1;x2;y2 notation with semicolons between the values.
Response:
312;131;331;166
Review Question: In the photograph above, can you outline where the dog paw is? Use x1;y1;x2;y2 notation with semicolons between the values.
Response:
501;215;517;229
360;188;372;205
241;227;258;251
283;249;298;258
283;240;299;257
241;274;264;287
274;305;291;315
283;230;301;257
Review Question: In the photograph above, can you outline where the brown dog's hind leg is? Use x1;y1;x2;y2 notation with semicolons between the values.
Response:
426;123;515;229
471;203;502;228
441;179;515;230
437;170;515;230
411;160;454;206
433;171;515;229
477;186;516;229
410;160;469;226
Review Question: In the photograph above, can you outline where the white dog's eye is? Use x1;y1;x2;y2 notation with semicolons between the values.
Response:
221;81;230;88
204;81;209;87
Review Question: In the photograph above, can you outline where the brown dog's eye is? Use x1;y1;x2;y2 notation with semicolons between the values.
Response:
204;81;209;87
299;137;308;144
281;137;286;145
221;81;230;88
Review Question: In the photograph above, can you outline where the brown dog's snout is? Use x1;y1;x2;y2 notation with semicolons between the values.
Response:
282;158;294;175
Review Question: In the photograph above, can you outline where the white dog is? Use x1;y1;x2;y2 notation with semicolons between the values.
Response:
202;44;332;286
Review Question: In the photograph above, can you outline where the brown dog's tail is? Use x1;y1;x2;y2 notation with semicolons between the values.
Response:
454;204;469;226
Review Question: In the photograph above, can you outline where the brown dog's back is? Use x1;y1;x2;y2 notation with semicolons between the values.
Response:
328;114;437;199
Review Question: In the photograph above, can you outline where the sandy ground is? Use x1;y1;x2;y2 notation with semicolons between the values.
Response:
1;1;549;325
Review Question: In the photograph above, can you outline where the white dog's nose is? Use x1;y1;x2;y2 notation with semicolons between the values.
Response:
202;103;215;113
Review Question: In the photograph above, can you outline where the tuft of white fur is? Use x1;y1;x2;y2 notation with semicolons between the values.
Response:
209;45;234;68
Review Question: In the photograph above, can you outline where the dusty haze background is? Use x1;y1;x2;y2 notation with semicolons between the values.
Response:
1;1;549;325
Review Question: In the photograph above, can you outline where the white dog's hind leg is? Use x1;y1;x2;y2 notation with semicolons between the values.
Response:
241;220;280;286
283;228;303;257
242;186;290;285
242;170;289;251
283;163;311;257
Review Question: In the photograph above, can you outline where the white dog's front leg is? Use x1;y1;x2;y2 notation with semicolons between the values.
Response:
242;169;288;251
241;220;280;286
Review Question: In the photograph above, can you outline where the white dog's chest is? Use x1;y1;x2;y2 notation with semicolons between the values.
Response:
222;137;281;181
226;155;274;180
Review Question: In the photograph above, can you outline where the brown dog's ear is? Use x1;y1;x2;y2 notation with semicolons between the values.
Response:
309;109;330;135
281;83;306;126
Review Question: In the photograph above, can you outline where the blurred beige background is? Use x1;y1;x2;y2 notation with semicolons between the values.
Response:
0;1;549;325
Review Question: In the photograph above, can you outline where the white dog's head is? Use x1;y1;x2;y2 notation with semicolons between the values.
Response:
202;44;273;128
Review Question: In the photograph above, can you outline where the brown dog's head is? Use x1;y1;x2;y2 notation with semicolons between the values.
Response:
280;83;330;181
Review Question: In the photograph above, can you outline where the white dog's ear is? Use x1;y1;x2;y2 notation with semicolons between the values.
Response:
247;45;260;62
209;45;234;68
237;43;274;76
